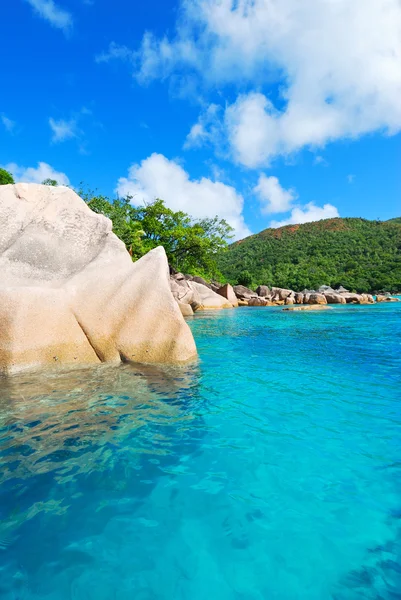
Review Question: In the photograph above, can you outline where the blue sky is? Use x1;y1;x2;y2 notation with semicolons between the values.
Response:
1;0;400;238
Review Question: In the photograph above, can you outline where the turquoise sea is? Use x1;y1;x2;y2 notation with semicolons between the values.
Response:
1;303;401;599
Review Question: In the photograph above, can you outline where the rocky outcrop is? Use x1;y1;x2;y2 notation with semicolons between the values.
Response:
0;184;197;375
217;283;238;307
324;292;346;304
248;297;270;306
233;285;258;301
341;293;374;304
177;302;194;317
170;275;202;310
190;281;233;309
307;293;327;305
376;294;400;302
256;285;270;297
271;287;294;301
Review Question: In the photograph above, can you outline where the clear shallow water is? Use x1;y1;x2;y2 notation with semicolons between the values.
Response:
1;304;401;600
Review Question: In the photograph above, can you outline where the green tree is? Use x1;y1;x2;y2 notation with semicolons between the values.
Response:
42;178;58;186
0;168;14;185
79;185;233;278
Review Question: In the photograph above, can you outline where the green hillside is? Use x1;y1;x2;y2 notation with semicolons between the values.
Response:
217;218;401;293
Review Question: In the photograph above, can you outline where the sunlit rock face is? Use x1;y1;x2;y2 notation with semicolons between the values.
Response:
0;184;197;375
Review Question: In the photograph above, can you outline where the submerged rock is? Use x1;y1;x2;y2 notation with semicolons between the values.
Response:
0;184;197;375
283;305;332;311
376;294;400;303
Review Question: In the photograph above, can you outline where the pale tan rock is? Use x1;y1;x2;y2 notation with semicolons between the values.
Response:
0;183;197;374
177;302;194;317
376;294;400;303
307;293;328;305
341;293;368;304
271;287;294;301
217;283;238;307
189;281;233;309
238;299;249;306
248;297;269;306
324;292;347;304
295;292;304;304
360;294;375;304
170;277;202;310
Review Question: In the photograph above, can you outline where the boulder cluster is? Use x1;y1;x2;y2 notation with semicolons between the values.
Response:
170;277;399;314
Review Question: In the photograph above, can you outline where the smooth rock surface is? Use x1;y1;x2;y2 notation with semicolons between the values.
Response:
248;297;270;306
324;292;347;304
233;285;257;301
0;184;197;374
307;293;328;305
217;283;238;307
256;285;271;297
190;281;233;309
177;301;194;317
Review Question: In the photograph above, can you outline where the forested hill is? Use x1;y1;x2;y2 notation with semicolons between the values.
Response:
217;218;401;293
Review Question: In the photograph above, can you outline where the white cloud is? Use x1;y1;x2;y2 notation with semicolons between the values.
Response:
49;117;78;143
270;202;340;228
254;174;296;214
184;104;221;149
95;42;133;64
25;0;72;33
1;115;16;133
118;0;401;166
116;153;251;239
4;162;70;186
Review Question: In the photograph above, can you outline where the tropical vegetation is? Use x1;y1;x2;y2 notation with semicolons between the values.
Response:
217;218;401;293
78;187;233;278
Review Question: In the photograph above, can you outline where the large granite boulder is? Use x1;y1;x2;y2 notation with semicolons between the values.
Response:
170;277;202;310
307;293;328;305
256;285;271;297
217;283;238;307
0;184;197;374
248;297;269;306
190;281;233;309
271;287;294;301
324;292;347;304
233;285;257;301
341;293;373;304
